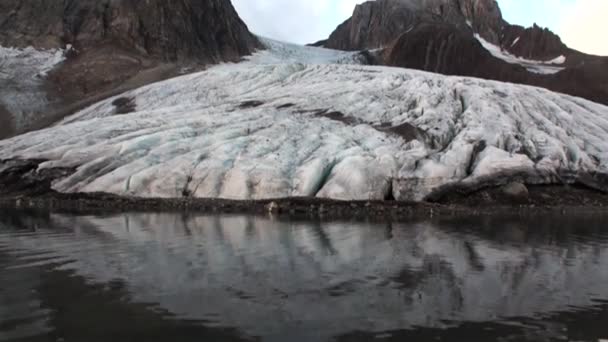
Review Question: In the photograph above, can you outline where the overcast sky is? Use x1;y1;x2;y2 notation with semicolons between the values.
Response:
232;0;608;56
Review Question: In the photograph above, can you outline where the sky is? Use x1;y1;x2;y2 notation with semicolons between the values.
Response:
232;0;608;56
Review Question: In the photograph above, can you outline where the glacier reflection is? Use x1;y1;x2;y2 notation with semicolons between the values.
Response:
1;212;607;341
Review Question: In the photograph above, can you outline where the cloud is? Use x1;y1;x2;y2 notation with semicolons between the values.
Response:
559;0;608;56
232;0;366;44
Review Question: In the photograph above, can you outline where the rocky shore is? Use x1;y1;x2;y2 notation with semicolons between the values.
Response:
2;159;607;218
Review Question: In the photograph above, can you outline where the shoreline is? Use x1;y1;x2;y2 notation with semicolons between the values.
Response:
1;190;607;219
2;159;607;218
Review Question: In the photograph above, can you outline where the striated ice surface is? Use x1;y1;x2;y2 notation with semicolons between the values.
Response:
1;39;607;201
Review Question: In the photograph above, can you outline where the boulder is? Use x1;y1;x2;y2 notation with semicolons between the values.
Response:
501;182;529;203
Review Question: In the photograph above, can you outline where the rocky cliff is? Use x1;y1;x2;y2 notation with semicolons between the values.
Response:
321;0;608;105
324;0;505;50
0;0;260;139
0;0;259;62
501;24;568;61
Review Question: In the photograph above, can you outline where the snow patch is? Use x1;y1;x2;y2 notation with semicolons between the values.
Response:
0;45;66;78
510;37;520;47
546;55;566;64
474;34;566;74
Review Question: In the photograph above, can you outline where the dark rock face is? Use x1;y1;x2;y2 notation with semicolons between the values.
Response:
0;159;74;197
0;0;259;63
0;0;260;139
385;22;516;77
324;0;504;51
322;0;608;105
325;0;420;51
501;24;567;61
385;24;608;105
455;0;505;44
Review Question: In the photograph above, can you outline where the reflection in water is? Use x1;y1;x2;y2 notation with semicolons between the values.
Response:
0;211;608;342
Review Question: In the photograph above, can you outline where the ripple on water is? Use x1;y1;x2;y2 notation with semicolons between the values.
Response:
0;211;607;342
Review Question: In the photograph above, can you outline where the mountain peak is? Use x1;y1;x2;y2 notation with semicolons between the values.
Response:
321;0;608;106
324;0;505;51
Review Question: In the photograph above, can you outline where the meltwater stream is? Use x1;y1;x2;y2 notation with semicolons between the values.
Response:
0;211;607;342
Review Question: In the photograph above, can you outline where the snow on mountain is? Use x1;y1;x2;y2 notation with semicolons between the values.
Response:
0;45;66;78
0;45;66;130
474;34;566;75
546;55;566;64
1;39;607;201
246;37;368;65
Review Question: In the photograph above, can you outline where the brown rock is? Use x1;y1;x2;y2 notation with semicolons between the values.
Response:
0;0;261;138
456;0;506;44
321;0;608;106
323;0;505;51
0;0;259;63
501;182;529;202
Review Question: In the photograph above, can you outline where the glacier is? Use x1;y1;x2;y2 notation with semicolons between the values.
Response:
0;45;67;132
1;38;607;202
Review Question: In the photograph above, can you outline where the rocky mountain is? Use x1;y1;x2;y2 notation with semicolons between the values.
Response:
0;0;260;139
0;0;259;62
1;39;607;203
1;0;608;205
321;0;504;50
319;0;608;105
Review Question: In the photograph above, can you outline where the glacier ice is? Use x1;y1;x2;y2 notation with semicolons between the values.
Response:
1;39;607;201
0;45;67;131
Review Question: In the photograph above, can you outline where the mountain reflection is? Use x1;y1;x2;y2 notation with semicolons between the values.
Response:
1;211;607;341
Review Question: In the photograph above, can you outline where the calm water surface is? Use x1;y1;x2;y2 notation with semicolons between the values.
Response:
1;210;608;342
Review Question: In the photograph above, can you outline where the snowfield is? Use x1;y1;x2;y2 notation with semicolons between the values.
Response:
1;39;608;201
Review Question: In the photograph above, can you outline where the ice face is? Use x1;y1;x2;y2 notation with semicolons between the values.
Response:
1;39;607;201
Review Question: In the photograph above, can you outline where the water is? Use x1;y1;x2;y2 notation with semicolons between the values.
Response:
1;211;608;342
